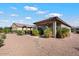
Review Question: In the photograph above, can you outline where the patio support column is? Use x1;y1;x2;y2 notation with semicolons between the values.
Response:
53;21;57;38
35;25;38;29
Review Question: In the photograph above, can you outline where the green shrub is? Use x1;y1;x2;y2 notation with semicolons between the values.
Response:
12;30;18;33
3;27;11;34
1;34;6;39
32;29;39;36
62;28;70;37
0;33;6;47
56;28;70;38
0;33;6;39
26;30;32;34
44;27;53;38
0;39;4;47
0;28;3;33
16;30;25;35
76;31;79;33
38;27;43;35
56;28;62;38
22;30;26;34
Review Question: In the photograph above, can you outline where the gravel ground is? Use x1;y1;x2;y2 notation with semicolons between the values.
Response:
0;33;79;56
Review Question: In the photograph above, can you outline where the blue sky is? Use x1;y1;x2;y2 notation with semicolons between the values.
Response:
0;3;79;27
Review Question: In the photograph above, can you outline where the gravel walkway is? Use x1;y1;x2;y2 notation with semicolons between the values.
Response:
0;33;79;56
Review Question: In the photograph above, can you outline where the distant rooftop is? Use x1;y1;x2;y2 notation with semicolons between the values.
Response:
12;23;35;28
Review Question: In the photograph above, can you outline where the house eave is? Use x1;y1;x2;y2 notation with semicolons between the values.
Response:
34;17;72;28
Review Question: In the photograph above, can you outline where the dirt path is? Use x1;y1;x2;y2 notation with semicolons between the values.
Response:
0;33;79;56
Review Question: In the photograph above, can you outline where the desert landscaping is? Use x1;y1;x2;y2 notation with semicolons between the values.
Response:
0;33;79;56
0;3;79;56
0;16;74;56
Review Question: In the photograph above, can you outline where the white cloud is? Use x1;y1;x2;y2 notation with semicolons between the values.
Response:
0;11;4;15
0;20;9;23
0;20;10;27
11;7;17;10
12;20;24;23
69;20;79;27
24;6;38;11
11;14;18;17
63;17;79;27
25;17;32;19
36;10;47;14
47;13;63;17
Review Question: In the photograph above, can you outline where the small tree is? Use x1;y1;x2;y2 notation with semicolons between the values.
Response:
44;27;53;38
32;29;39;36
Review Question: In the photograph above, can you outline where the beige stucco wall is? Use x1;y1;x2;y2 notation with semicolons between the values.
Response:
12;24;34;31
27;28;30;30
11;24;17;31
12;24;23;31
17;28;23;30
27;28;33;31
23;28;27;30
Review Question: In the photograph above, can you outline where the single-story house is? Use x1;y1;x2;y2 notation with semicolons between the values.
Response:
11;23;35;31
34;16;72;38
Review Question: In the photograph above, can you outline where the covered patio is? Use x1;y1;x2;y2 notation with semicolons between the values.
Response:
34;17;71;38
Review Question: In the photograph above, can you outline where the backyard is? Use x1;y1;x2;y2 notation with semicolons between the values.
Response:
0;33;78;55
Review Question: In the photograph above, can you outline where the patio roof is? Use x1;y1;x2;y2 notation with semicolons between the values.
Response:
34;17;71;27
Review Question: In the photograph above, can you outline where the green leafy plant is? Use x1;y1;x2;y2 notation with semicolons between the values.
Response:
26;30;32;34
0;39;4;47
1;33;6;39
56;28;62;38
62;28;70;37
0;33;6;47
44;27;53;38
0;28;3;33
56;28;70;38
16;30;25;35
0;33;6;39
3;27;11;34
38;27;44;35
32;29;39;36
